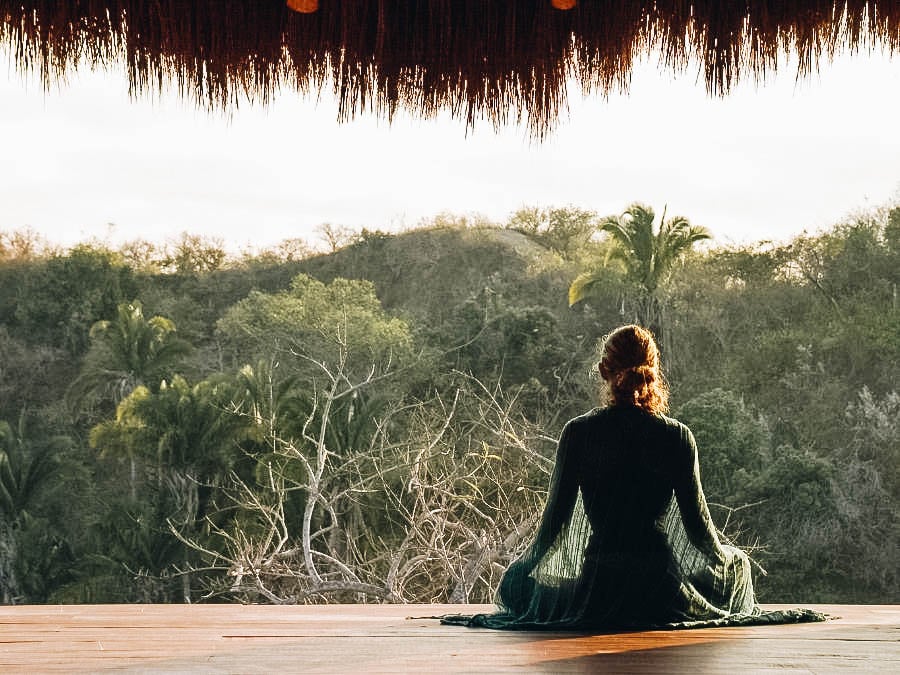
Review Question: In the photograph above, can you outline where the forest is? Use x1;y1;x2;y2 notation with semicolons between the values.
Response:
0;202;897;606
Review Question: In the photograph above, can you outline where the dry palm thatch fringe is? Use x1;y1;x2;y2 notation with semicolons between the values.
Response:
1;1;897;137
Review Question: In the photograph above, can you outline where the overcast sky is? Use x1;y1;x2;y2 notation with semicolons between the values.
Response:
2;46;898;253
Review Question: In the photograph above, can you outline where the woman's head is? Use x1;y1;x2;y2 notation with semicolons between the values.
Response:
597;324;668;414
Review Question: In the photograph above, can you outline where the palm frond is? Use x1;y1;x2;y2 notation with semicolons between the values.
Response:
568;271;602;306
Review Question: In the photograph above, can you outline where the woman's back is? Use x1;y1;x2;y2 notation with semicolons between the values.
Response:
571;407;682;554
441;325;826;630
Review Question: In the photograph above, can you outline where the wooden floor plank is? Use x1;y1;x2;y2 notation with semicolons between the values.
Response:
0;604;896;673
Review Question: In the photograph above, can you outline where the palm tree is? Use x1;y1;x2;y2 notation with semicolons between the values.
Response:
89;374;254;601
0;414;70;603
0;414;69;523
68;301;191;498
68;301;191;408
569;203;711;339
91;375;250;490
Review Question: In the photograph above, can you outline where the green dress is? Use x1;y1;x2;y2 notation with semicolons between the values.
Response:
443;406;826;629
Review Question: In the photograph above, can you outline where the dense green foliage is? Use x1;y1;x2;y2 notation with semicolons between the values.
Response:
0;204;897;605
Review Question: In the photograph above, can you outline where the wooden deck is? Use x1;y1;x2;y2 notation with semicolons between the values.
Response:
0;603;896;673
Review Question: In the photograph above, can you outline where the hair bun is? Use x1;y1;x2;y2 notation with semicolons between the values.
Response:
598;324;669;413
613;365;653;392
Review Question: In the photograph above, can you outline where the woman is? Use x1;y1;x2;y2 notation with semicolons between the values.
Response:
444;325;824;629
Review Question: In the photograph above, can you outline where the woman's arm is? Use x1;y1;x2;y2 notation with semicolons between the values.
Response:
499;421;580;609
521;420;580;566
673;425;727;563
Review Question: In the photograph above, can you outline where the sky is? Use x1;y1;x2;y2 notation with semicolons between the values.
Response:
2;46;898;253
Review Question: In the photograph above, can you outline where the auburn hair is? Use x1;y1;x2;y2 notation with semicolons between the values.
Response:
598;325;669;414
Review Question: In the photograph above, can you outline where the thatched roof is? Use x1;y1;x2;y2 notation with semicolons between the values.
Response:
2;1;897;136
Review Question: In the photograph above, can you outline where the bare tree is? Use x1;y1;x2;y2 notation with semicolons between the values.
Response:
174;341;556;604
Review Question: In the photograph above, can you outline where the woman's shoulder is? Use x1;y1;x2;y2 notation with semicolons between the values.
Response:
654;412;691;434
569;406;686;430
563;407;617;433
650;412;697;447
567;407;693;447
567;407;605;425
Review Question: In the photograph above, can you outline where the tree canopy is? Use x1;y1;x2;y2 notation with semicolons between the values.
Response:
0;204;896;604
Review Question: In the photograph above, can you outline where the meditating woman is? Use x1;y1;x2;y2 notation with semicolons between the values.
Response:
444;324;824;629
